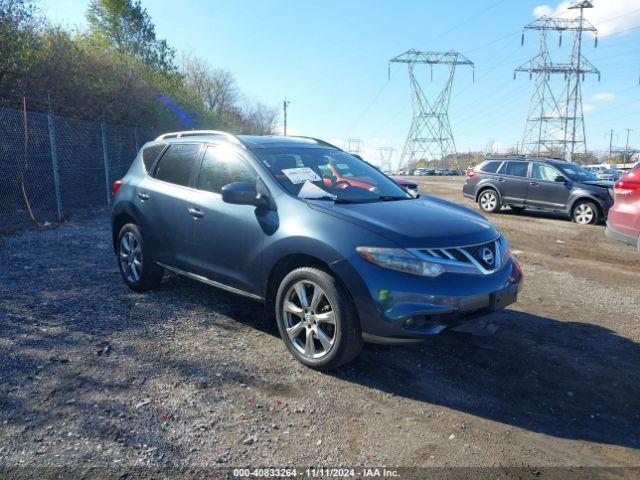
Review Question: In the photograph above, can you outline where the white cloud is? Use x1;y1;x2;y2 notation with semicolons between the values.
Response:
592;92;615;101
583;103;596;113
533;0;640;37
533;5;554;17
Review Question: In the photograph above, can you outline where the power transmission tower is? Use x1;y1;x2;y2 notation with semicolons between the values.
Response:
345;138;363;154
389;50;474;170
377;147;395;172
515;0;599;161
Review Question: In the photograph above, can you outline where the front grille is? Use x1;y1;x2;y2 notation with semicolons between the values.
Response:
417;237;501;274
465;241;497;269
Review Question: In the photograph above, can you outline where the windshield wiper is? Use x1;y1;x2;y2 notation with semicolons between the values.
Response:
305;196;358;204
376;196;411;202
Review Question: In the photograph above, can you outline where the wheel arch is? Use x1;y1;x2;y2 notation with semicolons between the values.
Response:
112;211;138;253
569;195;603;220
264;253;356;322
475;184;501;203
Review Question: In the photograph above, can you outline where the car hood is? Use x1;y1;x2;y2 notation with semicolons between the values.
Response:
306;195;498;248
582;180;614;189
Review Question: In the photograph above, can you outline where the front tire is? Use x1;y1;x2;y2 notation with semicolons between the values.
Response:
117;223;164;292
275;267;362;370
478;189;500;213
572;201;600;225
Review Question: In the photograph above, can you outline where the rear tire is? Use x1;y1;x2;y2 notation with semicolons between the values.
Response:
275;267;362;370
116;223;164;292
571;201;600;225
478;189;501;213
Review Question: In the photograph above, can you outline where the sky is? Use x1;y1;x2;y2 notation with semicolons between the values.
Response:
38;0;640;168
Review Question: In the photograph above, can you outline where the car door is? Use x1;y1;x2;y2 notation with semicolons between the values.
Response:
187;145;265;294
526;162;572;210
496;161;530;205
136;142;203;268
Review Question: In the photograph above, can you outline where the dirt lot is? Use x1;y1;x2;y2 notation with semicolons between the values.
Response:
1;176;639;474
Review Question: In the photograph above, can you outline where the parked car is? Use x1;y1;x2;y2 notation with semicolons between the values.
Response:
462;157;614;225
112;132;522;369
389;176;419;195
585;165;619;181
606;163;640;251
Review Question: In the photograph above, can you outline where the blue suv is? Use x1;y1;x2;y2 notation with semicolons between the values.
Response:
112;131;522;369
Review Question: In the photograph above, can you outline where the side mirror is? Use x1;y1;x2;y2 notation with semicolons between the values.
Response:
221;182;259;206
554;175;567;183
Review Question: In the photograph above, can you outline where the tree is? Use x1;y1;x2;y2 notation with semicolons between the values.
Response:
86;0;174;71
239;101;279;135
181;54;239;115
0;0;41;96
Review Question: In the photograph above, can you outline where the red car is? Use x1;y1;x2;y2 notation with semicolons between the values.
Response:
319;161;419;195
606;163;640;251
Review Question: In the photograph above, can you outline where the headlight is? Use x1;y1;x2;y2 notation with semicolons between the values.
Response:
356;247;445;277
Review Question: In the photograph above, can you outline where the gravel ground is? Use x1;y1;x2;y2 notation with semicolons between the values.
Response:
1;176;639;474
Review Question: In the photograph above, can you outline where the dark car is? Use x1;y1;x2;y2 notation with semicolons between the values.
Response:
112;131;522;370
462;157;614;225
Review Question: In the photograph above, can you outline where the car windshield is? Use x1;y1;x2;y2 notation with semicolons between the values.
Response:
556;163;599;182
251;147;411;203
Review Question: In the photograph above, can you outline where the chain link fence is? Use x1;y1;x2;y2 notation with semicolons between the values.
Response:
0;103;156;237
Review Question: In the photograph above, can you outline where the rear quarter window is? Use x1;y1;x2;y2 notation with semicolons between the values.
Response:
478;161;501;174
141;144;166;172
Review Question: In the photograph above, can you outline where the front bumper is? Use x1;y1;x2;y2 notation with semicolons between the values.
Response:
332;254;523;343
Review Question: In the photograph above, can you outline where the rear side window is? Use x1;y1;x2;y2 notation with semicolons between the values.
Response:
197;146;256;194
141;144;166;172
501;161;528;177
479;161;501;174
153;144;201;187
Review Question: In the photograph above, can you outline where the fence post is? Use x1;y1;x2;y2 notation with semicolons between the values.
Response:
101;118;111;206
47;93;63;222
134;126;139;152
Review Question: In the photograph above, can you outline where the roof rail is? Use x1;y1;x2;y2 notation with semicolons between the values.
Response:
155;130;244;146
291;136;342;150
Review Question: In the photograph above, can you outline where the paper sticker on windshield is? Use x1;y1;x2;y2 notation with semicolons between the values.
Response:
282;167;321;184
336;163;349;169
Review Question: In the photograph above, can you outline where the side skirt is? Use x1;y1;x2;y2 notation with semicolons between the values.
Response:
157;262;264;302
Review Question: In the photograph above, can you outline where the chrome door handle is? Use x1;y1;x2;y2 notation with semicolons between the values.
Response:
137;192;149;201
529;182;539;186
187;208;204;218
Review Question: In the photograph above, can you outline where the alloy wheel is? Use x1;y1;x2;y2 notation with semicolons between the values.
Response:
480;191;497;211
574;204;594;225
282;280;336;359
119;232;143;282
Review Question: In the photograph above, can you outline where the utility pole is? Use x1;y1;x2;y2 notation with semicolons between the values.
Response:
389;50;474;170
283;99;291;135
605;129;617;162
515;0;599;161
624;128;633;168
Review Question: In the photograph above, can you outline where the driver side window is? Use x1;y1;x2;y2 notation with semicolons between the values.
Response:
531;163;559;182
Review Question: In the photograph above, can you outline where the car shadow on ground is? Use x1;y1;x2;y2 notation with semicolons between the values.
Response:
333;308;640;450
497;207;576;223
